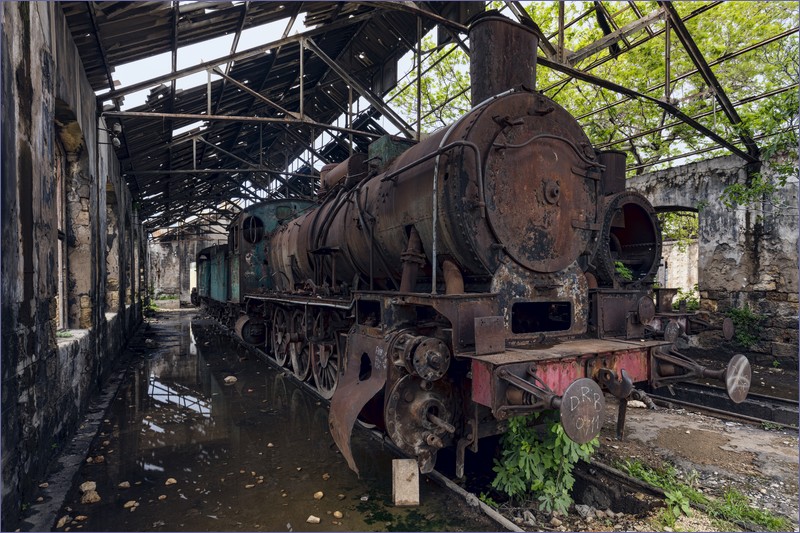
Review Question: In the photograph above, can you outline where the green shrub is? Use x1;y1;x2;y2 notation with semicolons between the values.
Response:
491;416;598;514
672;284;700;311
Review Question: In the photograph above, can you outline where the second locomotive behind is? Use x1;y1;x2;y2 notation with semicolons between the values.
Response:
196;13;751;477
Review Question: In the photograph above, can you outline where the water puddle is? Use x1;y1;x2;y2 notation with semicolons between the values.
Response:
53;311;495;531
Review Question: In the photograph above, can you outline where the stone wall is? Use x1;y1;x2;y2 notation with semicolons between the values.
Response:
0;4;145;528
149;238;223;303
628;155;798;363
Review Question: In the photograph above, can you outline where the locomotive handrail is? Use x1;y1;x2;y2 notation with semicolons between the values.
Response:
493;133;605;169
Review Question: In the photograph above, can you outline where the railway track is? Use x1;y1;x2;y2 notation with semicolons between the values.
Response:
644;382;799;428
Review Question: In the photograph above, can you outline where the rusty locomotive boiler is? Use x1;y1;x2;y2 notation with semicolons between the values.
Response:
196;13;752;477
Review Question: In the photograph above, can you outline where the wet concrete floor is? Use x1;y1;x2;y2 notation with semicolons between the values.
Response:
49;310;496;532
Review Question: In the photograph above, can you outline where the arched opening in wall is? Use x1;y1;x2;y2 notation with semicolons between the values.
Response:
105;180;121;312
55;99;90;329
656;209;699;310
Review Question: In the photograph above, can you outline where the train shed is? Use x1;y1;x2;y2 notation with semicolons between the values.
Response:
2;1;797;530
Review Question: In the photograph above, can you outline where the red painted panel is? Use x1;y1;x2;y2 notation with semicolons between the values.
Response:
471;360;493;407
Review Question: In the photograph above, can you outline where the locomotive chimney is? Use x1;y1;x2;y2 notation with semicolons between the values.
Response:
469;12;539;106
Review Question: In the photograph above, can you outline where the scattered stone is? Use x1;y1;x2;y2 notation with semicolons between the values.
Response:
39;482;49;489
513;517;523;525
224;376;237;385
664;527;673;532
595;509;606;519
605;509;615;517
585;516;594;523
760;488;768;494
79;481;97;492
80;491;100;504
158;495;167;501
628;400;647;408
102;441;110;447
57;516;70;529
313;491;324;500
74;516;88;522
36;497;44;502
306;515;321;524
322;473;330;481
685;430;690;434
549;517;562;527
165;478;177;486
145;339;155;347
333;511;343;519
296;467;302;471
575;504;592;518
85;458;93;464
360;495;369;502
118;481;131;489
267;443;274;447
92;455;105;464
245;484;255;489
123;500;137;509
337;494;346;500
523;510;535;526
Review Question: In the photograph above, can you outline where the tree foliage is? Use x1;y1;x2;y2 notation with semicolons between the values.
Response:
389;1;798;193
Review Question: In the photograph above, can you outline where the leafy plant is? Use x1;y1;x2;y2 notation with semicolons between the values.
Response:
56;330;73;338
491;415;598;514
672;284;700;311
664;488;692;521
478;492;498;508
614;261;633;281
726;304;763;348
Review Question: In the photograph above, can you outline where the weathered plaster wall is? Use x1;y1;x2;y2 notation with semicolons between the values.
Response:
657;240;698;291
629;155;798;362
149;238;222;303
1;4;145;528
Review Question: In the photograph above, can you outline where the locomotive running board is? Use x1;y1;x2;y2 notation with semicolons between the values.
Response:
328;329;388;475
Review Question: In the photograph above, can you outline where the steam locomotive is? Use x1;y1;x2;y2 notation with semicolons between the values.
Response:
195;13;751;477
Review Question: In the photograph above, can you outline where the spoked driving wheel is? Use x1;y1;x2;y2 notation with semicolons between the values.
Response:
272;307;290;367
290;310;311;381
310;310;340;400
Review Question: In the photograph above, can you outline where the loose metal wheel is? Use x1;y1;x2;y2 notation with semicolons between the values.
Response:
310;310;340;400
272;307;290;367
290;310;311;381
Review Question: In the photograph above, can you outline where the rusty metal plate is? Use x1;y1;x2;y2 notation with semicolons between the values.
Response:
559;378;605;444
474;316;506;355
725;353;751;404
722;317;735;341
328;333;388;475
484;123;593;273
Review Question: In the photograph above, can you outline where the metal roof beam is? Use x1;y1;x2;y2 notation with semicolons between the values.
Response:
537;56;758;163
96;9;380;103
659;1;759;159
568;7;664;65
305;37;416;138
102;110;385;140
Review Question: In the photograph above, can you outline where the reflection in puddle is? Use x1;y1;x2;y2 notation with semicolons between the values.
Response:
54;313;494;532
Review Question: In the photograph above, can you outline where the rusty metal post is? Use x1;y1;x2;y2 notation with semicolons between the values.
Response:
665;14;671;102
616;399;628;440
300;38;305;119
416;15;422;140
